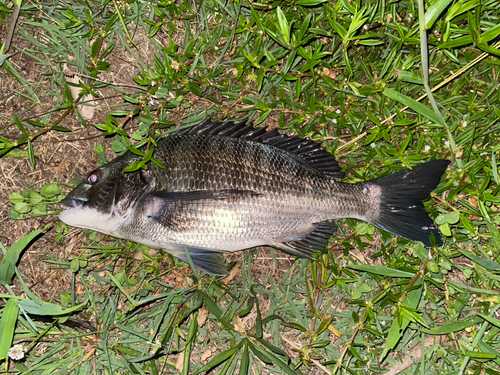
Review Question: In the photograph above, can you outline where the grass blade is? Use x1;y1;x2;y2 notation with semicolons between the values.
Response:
347;264;416;278
383;88;446;126
0;299;20;364
0;230;43;286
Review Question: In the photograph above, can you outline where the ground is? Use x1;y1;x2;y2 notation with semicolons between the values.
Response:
0;20;351;301
0;17;361;374
1;2;498;374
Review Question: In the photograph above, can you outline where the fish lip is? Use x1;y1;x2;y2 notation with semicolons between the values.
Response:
60;196;86;208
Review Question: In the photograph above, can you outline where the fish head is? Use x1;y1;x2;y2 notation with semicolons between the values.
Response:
59;154;147;233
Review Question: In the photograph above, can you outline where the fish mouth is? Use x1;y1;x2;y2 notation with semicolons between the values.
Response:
58;197;89;227
60;196;87;208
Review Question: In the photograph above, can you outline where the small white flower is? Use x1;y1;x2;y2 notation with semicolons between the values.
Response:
424;145;430;152
370;142;376;149
171;60;181;71
487;250;493;256
381;320;386;325
363;25;368;30
332;118;338;124
259;30;263;35
151;339;162;353
168;91;175;99
214;46;219;50
428;251;432;260
335;109;341;114
462;121;467;127
151;80;156;86
444;141;450;147
9;344;24;360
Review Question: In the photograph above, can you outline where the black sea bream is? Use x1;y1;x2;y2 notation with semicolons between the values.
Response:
59;119;449;275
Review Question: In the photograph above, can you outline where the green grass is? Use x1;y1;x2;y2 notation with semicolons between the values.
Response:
1;0;500;374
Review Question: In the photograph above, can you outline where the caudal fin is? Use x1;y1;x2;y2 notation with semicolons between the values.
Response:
369;160;450;247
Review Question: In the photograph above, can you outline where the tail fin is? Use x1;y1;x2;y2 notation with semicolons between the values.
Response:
369;160;450;247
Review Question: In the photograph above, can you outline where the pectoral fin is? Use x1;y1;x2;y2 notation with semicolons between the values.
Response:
147;189;261;231
151;189;261;202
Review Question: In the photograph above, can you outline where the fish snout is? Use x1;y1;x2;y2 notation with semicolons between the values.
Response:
60;196;87;208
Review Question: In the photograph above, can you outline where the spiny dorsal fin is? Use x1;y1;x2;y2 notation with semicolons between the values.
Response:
170;118;344;180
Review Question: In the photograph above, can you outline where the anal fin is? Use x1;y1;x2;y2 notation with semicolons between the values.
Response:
273;222;336;259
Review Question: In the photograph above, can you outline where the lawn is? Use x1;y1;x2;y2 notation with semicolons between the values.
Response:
0;0;499;374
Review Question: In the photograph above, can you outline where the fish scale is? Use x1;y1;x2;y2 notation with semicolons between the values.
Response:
59;118;450;275
147;135;326;196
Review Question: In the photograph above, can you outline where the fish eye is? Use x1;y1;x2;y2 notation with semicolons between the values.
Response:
87;171;101;185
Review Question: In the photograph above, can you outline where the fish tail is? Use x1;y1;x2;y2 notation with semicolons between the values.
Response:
368;160;450;247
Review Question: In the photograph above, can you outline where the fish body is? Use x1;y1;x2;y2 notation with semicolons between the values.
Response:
60;119;449;275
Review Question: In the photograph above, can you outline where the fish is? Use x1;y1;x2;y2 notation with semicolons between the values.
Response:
59;118;450;275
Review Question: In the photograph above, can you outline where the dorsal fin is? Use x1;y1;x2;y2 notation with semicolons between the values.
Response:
170;118;344;180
